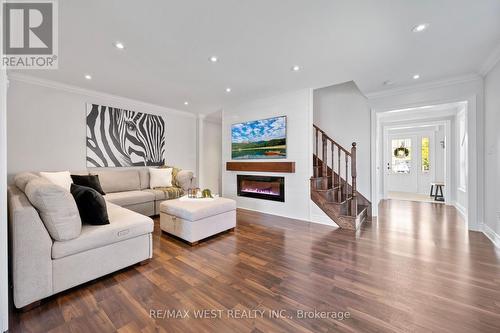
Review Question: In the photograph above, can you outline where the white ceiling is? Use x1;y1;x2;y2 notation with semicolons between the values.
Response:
13;0;500;114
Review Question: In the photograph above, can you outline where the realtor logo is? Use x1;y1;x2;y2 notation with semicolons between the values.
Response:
2;0;58;69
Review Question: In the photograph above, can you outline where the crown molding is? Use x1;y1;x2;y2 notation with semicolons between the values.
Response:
6;72;196;118
364;73;482;99
479;43;500;77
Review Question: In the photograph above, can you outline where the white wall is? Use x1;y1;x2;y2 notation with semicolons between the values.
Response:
368;77;484;230
0;52;8;333
222;89;313;221
313;81;371;199
200;116;222;194
7;75;197;181
484;59;500;242
0;0;9;328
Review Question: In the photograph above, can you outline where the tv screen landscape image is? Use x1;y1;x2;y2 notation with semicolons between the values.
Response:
231;116;287;160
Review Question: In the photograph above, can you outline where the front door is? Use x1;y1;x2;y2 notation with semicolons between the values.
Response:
387;136;418;193
385;132;436;195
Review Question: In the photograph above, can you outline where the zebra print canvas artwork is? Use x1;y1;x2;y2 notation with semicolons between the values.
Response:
86;103;166;167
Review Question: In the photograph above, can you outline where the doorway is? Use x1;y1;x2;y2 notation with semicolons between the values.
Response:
372;101;471;224
384;126;443;203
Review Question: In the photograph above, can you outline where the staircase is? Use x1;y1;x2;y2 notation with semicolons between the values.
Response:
311;124;371;230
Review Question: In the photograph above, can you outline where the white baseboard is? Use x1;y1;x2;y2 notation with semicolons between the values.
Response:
483;224;500;249
309;213;338;226
452;201;466;220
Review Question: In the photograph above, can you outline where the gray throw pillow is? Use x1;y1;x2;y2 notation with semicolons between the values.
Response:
24;178;82;241
14;172;40;192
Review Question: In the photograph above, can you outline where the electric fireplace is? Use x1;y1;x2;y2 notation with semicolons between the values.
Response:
237;175;285;202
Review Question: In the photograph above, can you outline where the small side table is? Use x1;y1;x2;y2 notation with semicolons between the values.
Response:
430;182;445;202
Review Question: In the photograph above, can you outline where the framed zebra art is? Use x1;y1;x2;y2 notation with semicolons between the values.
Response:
86;103;166;167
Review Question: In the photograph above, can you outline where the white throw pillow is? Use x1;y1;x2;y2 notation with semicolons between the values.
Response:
25;178;82;241
40;171;73;192
149;168;173;188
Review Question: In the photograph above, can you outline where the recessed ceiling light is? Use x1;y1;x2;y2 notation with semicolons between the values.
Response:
84;74;92;80
225;88;232;93
413;74;420;80
209;56;218;63
184;101;189;105
114;41;125;49
412;23;429;33
291;65;301;72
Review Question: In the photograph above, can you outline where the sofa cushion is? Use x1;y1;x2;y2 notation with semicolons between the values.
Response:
70;184;109;225
95;170;141;193
14;172;40;192
25;178;82;241
138;168;150;190
160;197;236;221
52;202;153;259
104;190;155;206
40;171;73;192
142;189;166;200
175;170;194;190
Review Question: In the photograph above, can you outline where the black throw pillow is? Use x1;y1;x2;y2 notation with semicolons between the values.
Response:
70;184;110;225
71;174;106;195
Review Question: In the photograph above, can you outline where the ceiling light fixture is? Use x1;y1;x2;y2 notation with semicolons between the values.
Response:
225;88;232;93
413;74;420;80
291;65;301;72
84;74;92;80
209;56;218;63
412;23;429;33
184;101;189;105
114;41;125;49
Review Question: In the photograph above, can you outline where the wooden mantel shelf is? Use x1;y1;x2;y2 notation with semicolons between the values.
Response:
226;161;295;173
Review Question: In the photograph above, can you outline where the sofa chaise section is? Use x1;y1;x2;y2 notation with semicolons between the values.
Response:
8;186;153;309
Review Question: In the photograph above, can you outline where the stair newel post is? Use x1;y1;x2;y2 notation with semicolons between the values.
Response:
322;134;328;190
351;142;357;217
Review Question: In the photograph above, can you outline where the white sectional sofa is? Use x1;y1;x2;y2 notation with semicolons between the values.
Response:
93;168;195;216
7;167;194;310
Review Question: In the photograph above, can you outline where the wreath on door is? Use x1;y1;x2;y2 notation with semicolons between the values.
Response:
394;144;409;158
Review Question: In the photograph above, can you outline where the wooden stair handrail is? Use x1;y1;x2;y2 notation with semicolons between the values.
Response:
313;124;358;217
313;124;351;155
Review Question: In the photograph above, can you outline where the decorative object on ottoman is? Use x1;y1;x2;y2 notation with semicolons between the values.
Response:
202;189;213;198
160;197;236;245
188;187;201;198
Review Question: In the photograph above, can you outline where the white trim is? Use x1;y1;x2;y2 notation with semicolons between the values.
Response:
453;201;467;220
7;73;196;118
309;213;339;226
479;43;500;77
483;224;500;249
365;74;481;99
239;206;339;228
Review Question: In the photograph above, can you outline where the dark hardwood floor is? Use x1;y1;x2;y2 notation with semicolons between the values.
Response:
9;200;500;332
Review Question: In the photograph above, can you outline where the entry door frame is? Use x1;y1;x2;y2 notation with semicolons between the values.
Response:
384;129;437;197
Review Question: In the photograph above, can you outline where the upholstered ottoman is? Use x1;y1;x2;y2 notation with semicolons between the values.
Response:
160;197;236;245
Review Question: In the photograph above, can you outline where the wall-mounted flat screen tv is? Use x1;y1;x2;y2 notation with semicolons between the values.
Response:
231;116;287;160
